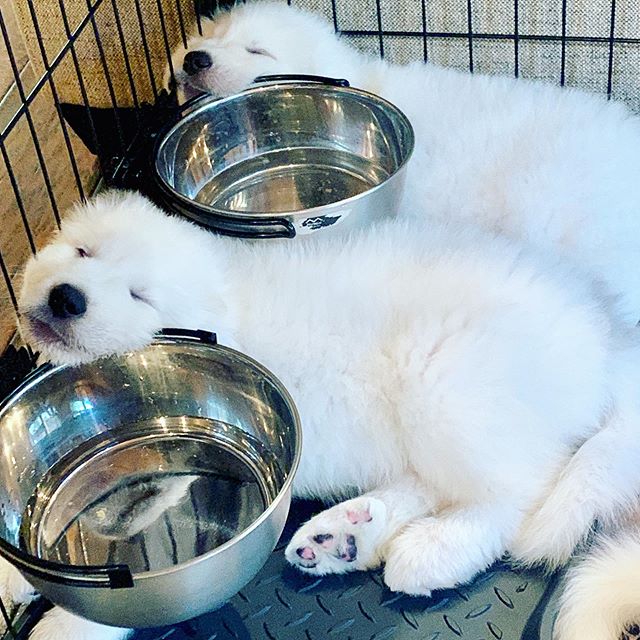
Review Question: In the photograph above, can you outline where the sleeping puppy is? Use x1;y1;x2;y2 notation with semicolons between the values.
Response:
9;189;640;640
165;1;640;325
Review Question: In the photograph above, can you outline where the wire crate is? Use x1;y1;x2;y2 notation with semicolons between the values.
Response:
0;1;639;637
0;0;639;355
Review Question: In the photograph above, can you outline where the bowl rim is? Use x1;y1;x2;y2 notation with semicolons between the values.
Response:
152;81;415;220
0;334;303;584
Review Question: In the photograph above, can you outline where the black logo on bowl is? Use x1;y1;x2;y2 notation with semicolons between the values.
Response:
301;215;341;230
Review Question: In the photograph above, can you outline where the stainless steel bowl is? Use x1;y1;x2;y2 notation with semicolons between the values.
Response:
153;76;414;238
0;330;301;628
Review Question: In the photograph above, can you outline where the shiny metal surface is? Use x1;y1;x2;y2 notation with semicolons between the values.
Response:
0;334;301;627
23;417;280;572
154;82;414;237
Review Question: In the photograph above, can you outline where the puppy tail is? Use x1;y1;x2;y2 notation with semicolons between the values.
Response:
554;530;640;640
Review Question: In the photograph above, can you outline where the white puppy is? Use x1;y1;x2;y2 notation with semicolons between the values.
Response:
167;1;640;324
9;190;640;640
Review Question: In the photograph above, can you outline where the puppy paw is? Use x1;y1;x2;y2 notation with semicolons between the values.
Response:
383;539;433;596
28;607;132;640
285;497;387;575
382;516;497;596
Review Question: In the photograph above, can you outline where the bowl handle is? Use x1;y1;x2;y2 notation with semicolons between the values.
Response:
157;328;218;344
201;214;297;239
0;538;133;589
252;74;350;88
154;193;298;238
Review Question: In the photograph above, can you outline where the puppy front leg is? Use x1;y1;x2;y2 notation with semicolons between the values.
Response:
285;474;436;575
383;502;518;596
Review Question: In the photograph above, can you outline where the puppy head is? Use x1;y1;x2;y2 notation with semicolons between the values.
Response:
165;1;351;101
18;191;222;365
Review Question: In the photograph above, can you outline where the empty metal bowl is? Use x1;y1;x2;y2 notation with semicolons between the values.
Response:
0;330;301;627
153;76;414;238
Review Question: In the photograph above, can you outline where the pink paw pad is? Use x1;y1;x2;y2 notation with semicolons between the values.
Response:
296;546;316;561
347;508;372;525
339;534;358;561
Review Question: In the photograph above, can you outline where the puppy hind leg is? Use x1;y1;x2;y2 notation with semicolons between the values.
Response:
512;403;640;569
383;502;519;596
285;474;436;576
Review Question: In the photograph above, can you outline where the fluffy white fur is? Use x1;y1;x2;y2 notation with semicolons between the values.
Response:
552;530;640;640
167;1;640;324
9;190;640;640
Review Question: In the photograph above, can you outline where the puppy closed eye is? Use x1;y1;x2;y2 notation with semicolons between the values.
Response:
76;247;90;258
245;46;275;59
130;290;150;304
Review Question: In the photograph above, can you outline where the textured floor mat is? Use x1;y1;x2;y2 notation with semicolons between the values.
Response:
2;500;561;640
133;556;560;640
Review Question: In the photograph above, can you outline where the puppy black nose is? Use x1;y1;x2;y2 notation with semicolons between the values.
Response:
48;284;87;319
183;50;212;75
